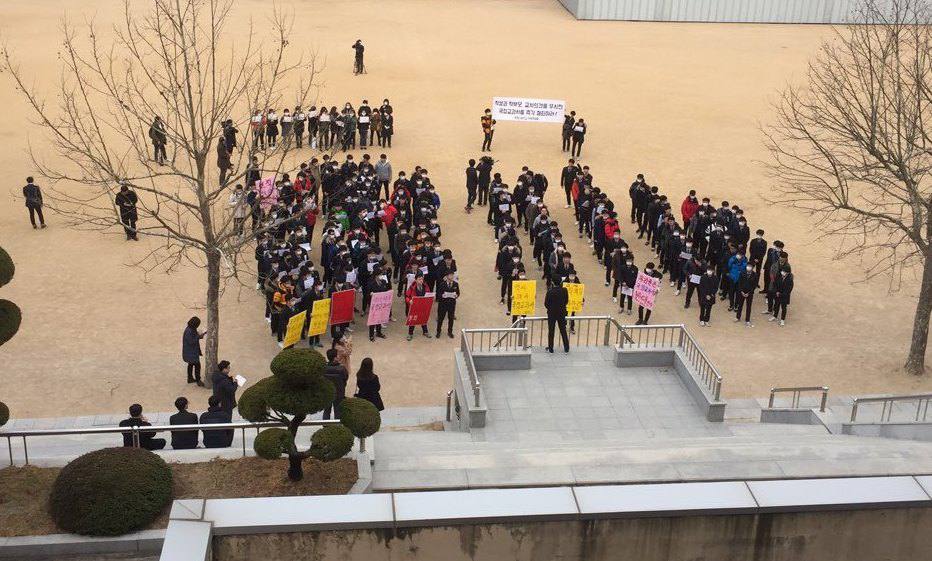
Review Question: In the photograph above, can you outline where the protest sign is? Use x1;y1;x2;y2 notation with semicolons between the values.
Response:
406;294;435;326
330;289;355;325
633;272;661;311
565;283;585;314
257;176;277;212
510;280;537;316
492;97;566;123
308;298;331;337
282;310;307;348
367;291;393;326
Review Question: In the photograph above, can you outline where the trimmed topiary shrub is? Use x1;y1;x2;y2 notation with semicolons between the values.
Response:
339;398;382;439
0;247;13;288
0;401;8;427
309;425;354;461
253;428;293;460
270;348;327;388
0;299;21;346
50;447;172;536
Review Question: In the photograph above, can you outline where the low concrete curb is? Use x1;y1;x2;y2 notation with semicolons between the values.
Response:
0;529;165;559
349;452;373;494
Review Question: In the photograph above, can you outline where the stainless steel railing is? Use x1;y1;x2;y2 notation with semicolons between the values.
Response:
769;386;829;412
511;315;631;349
460;333;482;408
1;419;344;466
465;327;528;352
850;393;932;423
620;324;723;401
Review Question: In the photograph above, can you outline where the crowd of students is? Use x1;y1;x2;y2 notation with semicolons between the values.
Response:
557;161;795;327
249;150;462;348
241;99;395;155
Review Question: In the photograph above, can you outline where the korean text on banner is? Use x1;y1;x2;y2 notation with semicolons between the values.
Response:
510;280;537;316
492;97;566;123
633;272;661;311
308;298;331;337
282;310;307;348
257;176;277;212
367;291;393;326
406;295;435;326
566;283;585;313
330;289;356;326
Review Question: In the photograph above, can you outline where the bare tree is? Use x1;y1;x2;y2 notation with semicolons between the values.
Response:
2;0;328;375
763;0;932;376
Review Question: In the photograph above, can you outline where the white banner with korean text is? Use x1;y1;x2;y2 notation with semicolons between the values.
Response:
492;97;566;123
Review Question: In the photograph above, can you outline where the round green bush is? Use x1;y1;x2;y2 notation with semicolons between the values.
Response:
0;401;8;427
0;299;22;346
237;377;275;422
266;375;334;418
253;428;293;460
50;448;173;536
339;398;381;438
309;425;354;461
0;246;13;288
270;348;326;388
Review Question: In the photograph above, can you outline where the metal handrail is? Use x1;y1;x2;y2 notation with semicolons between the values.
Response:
1;419;342;466
460;332;482;408
465;327;529;352
850;393;932;423
511;315;632;348
769;386;829;412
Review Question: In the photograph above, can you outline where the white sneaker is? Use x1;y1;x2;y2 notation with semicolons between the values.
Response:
779;320;785;326
669;281;675;287
564;204;570;209
733;317;740;322
255;283;261;290
674;290;680;296
761;310;770;315
746;322;753;328
627;309;632;316
768;316;777;322
612;297;617;303
699;321;705;326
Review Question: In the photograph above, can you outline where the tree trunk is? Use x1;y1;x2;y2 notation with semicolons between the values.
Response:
287;454;304;481
905;251;932;376
204;250;221;389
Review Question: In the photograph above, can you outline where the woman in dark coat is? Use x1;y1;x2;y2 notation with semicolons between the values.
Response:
354;357;384;411
182;317;205;386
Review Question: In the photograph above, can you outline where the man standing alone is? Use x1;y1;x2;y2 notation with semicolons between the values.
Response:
114;183;139;240
352;40;365;75
545;277;570;353
465;159;478;213
22;176;46;229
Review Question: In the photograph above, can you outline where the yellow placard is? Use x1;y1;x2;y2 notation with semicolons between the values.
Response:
308;298;331;337
566;283;584;313
510;280;537;316
282;310;307;348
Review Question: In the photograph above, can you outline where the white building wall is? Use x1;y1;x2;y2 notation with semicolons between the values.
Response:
558;0;859;23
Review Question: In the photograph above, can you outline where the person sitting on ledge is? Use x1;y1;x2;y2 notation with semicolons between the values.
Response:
119;403;166;450
169;396;199;449
200;395;234;448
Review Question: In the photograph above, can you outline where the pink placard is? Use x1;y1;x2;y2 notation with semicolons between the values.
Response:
633;272;661;311
367;290;393;326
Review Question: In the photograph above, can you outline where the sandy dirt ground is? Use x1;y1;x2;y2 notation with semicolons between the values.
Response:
0;0;929;419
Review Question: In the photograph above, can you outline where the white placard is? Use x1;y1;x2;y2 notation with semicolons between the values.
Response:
492;97;567;123
234;375;247;387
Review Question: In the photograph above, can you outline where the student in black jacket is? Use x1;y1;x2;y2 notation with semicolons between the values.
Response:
560;159;580;208
544;277;570;353
571;118;586;158
733;262;758;327
636;262;663;325
211;360;238;413
698;264;719;326
435;271;460;338
465;159;479;212
169;396;199;449
200;395;233;448
769;265;794;326
476;157;493;206
119;404;166;450
22;177;46;229
749;230;768;277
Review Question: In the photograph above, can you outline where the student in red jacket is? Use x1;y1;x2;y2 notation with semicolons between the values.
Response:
681;190;699;225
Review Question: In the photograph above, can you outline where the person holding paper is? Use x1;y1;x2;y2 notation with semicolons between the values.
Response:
617;256;637;316
734;262;758;327
210;360;238;413
367;270;391;342
636;262;662;326
405;273;432;340
182;317;206;387
562;111;576;152
683;255;704;309
435;270;460;339
481;109;493;151
571;117;586;157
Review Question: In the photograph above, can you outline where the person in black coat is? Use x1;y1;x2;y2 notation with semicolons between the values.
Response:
749;230;768;277
698;264;719;326
769;265;794;326
734;262;758;327
22;176;46;229
476;156;493;206
560;159;580;208
354;358;384;411
465;159;479;212
211;360;238;413
352;40;365;74
114;184;139;240
216;136;232;186
323;348;349;419
570;118;586;158
435;271;460;339
182;317;206;386
200;395;233;448
119;404;166;450
636;262;663;325
169;396;199;449
544;277;570;353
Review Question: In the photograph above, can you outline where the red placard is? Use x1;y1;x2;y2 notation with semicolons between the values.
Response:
329;289;356;326
406;295;435;326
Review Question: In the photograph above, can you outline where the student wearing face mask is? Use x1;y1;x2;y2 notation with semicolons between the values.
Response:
544;276;570;353
698;264;718;326
726;250;748;311
367;268;391;342
605;234;623;289
733;261;758;327
764;250;789;313
476;156;493;207
674;238;694;296
380;110;394;148
749;229;768;278
405;274;432;340
465;159;479;213
761;241;784;294
435;271;460;339
635;262;662;325
481;109;494;151
681;190;699;225
570;118;586;158
618;256;637;316
682;255;703;308
497;246;522;310
562;111;575;152
769;265;794;326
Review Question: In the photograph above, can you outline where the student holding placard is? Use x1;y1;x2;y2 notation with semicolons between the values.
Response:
435;271;460;339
